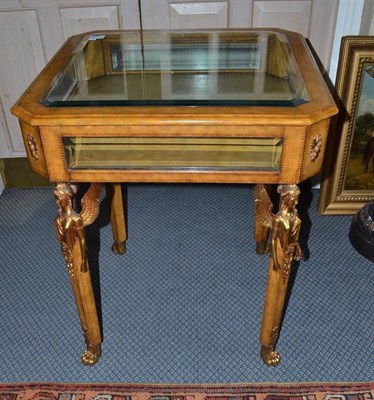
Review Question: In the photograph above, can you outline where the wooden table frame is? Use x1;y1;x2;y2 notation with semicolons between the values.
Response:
11;29;337;367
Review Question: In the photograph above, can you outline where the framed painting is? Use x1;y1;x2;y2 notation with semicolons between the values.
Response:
319;36;374;215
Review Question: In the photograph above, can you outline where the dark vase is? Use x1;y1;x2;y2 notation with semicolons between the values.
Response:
349;201;374;262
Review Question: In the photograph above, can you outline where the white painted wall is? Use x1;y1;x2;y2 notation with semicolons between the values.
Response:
329;0;366;83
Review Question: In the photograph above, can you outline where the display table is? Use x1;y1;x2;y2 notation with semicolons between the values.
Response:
11;29;337;367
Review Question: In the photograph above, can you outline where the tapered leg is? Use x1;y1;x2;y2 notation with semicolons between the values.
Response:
105;183;127;255
255;184;302;366
54;183;102;366
67;249;102;366
260;258;288;366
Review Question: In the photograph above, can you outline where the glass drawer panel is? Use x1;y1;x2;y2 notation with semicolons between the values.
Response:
63;137;282;171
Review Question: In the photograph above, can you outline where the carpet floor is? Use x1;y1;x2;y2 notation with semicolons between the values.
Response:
0;183;373;382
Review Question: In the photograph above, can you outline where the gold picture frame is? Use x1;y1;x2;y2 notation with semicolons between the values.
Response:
319;36;374;215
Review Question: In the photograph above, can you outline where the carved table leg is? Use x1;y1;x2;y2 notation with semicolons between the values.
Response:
105;183;127;255
260;258;284;367
54;183;102;366
254;184;302;366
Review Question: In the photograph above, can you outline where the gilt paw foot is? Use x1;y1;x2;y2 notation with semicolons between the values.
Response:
81;345;101;366
261;345;281;367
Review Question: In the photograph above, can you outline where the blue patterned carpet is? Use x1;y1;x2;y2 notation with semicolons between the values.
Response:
0;184;373;382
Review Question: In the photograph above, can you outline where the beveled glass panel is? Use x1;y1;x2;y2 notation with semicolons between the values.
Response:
63;137;282;171
41;31;308;107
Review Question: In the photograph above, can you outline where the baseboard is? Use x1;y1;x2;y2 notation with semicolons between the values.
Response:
0;174;4;194
1;157;52;189
0;158;5;194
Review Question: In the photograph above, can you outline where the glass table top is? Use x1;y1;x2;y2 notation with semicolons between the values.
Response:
41;30;309;107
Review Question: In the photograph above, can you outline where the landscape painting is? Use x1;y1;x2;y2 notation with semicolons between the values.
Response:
344;64;374;191
319;38;374;214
